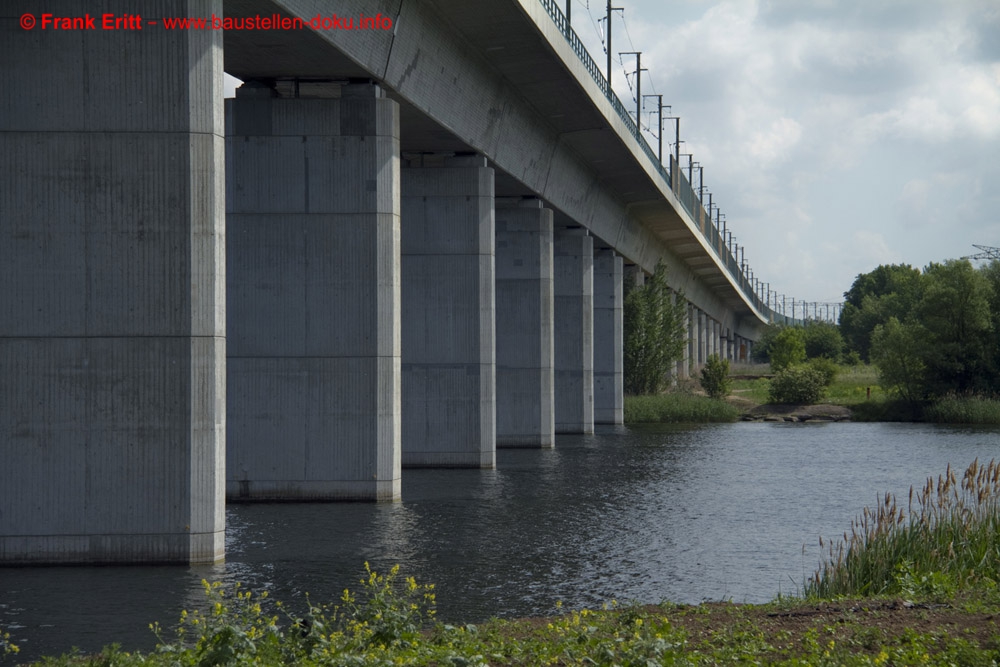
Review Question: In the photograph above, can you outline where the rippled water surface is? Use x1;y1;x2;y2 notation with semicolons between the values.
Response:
3;422;998;661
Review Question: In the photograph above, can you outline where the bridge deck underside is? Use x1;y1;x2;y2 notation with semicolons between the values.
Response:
222;0;760;324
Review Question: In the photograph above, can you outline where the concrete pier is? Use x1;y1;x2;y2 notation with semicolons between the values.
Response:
400;156;496;467
677;294;691;380
594;250;623;424
697;309;708;367
554;230;595;434
688;305;699;372
0;0;225;563
226;84;402;501
495;200;555;447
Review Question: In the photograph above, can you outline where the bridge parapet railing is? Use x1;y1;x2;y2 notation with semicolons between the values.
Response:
538;0;670;186
538;0;793;323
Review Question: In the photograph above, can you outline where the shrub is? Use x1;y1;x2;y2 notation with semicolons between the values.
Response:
699;355;731;399
1;627;17;660
805;357;838;387
768;365;826;404
147;562;437;665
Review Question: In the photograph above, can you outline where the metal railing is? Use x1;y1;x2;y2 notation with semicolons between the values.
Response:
536;0;804;325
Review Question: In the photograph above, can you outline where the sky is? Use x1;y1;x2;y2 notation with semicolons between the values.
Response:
226;0;1000;308
574;0;1000;306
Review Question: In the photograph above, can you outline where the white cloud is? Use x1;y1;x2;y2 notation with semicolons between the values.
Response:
746;116;802;164
611;0;1000;302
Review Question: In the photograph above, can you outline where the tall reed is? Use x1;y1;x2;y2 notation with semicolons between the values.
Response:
624;393;739;423
807;459;1000;599
924;395;1000;424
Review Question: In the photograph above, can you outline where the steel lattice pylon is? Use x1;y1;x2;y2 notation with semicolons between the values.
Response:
962;245;1000;261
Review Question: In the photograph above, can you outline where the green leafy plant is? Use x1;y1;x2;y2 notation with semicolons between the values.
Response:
769;327;806;372
624;393;739;422
1;626;18;659
768;365;826;404
805;357;838;387
699;354;731;399
623;262;687;395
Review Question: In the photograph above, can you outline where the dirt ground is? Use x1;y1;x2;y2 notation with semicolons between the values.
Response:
664;597;1000;657
740;402;854;422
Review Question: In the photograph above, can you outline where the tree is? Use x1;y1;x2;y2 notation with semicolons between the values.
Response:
751;323;783;364
870;317;927;403
840;264;922;361
769;327;806;372
980;260;1000;392
916;260;994;396
802;321;844;360
623;263;687;395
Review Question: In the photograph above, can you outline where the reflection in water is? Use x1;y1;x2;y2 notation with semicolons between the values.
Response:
2;422;998;661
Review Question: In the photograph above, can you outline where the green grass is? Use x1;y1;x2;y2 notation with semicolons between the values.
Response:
822;365;887;405
729;376;771;404
624;392;740;423
924;395;1000;424
17;563;1000;666
807;459;1000;600
731;363;894;412
633;364;1000;424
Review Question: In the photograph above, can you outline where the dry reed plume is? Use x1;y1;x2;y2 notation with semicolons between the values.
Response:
807;459;1000;598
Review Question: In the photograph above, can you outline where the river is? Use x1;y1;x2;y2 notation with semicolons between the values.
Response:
2;421;998;662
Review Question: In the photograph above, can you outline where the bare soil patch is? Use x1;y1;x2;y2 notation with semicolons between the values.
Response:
741;403;853;422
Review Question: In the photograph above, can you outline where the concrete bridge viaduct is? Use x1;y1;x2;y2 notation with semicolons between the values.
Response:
1;0;775;564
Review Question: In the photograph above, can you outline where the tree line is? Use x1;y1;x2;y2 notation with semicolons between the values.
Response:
623;257;1000;406
840;259;1000;401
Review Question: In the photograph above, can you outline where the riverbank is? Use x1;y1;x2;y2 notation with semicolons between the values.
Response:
626;364;1000;424
11;586;999;666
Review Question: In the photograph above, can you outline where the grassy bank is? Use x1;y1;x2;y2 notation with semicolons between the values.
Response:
13;596;1000;666
624;363;1000;424
9;462;1000;665
924;395;1000;424
731;364;1000;424
624;392;739;423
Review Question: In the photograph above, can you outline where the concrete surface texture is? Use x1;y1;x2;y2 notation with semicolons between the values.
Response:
593;250;624;425
0;0;778;564
0;0;226;564
400;156;496;468
225;84;402;501
495;199;556;447
553;230;595;434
